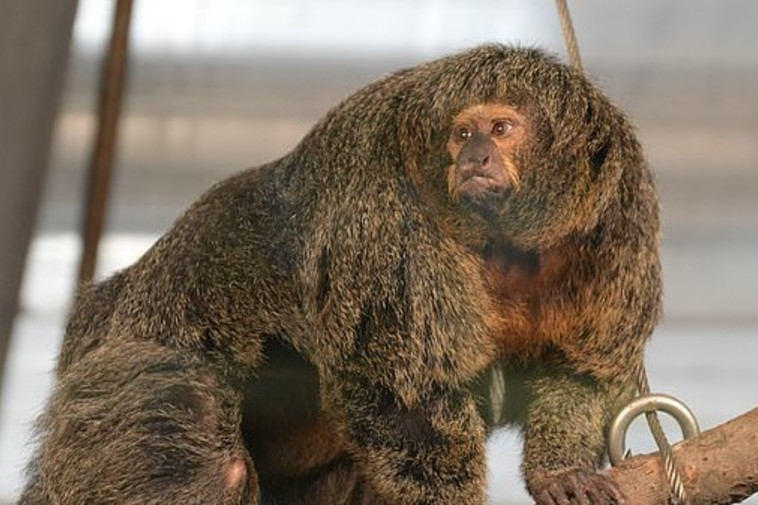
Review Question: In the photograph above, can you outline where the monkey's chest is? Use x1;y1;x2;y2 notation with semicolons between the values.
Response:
483;242;564;303
483;242;571;356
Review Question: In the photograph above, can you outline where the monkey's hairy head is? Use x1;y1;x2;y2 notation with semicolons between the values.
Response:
295;45;638;250
399;45;634;249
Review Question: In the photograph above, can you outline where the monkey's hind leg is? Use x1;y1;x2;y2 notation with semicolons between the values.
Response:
22;341;256;505
325;371;489;505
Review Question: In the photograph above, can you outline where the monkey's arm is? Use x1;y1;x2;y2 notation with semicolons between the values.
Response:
519;370;633;505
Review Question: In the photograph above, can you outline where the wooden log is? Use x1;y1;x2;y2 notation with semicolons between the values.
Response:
608;407;758;505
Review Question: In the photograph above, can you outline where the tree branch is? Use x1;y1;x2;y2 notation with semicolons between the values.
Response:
608;407;758;505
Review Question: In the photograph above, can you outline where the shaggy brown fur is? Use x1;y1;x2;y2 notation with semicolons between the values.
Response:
19;44;660;505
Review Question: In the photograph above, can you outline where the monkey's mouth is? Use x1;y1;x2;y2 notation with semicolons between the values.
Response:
454;172;510;201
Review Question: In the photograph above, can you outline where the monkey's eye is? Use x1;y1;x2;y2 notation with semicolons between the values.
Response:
491;120;513;137
454;126;473;141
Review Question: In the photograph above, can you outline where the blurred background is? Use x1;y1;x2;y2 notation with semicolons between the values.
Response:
0;0;756;503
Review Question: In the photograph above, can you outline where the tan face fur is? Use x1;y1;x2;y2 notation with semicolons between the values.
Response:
446;103;527;205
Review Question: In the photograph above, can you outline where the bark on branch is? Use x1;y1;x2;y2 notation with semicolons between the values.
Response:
607;407;758;505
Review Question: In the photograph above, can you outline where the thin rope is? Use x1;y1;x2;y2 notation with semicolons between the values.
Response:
554;0;584;71
552;2;688;503
636;364;689;505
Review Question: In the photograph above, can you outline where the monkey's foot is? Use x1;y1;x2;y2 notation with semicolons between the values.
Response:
532;469;625;505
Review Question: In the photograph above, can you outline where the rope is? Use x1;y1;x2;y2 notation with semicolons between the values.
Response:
554;0;584;71
552;2;687;503
636;363;689;505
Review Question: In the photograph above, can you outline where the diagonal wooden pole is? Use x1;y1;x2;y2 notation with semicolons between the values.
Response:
77;0;135;283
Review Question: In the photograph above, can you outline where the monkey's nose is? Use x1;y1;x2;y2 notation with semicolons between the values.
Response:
465;154;490;167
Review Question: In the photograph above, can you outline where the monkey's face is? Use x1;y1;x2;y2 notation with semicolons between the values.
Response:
446;104;526;213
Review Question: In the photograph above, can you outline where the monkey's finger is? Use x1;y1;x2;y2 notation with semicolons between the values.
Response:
548;482;572;505
587;473;625;505
575;471;603;502
601;481;626;505
582;481;606;505
535;488;559;505
566;474;591;505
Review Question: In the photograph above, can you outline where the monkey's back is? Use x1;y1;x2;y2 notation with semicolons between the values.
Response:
58;159;318;374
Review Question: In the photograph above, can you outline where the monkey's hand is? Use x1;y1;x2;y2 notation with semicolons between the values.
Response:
323;371;488;505
531;468;625;505
520;371;632;505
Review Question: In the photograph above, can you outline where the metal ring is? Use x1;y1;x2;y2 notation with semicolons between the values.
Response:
608;393;700;466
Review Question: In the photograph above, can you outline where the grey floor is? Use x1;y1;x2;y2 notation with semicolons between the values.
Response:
1;0;757;503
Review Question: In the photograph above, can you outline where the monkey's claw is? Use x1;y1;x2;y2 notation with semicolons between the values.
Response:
533;469;625;505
